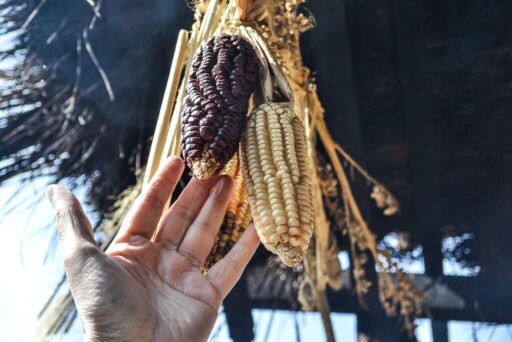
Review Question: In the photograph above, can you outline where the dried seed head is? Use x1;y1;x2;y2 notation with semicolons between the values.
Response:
181;34;260;179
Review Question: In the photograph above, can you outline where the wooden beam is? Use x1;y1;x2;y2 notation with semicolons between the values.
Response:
304;0;376;338
304;1;414;340
223;274;255;342
390;0;447;341
247;273;512;324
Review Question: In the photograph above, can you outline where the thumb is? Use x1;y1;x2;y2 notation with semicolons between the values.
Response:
46;184;101;277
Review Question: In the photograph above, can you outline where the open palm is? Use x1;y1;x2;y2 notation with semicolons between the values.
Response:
46;157;259;341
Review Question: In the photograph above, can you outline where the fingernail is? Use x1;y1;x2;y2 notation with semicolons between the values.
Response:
213;175;232;195
45;185;56;207
166;156;183;165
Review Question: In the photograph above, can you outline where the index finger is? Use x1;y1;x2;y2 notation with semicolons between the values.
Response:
114;157;184;243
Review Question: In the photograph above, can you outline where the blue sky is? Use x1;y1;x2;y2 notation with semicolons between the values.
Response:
1;178;511;341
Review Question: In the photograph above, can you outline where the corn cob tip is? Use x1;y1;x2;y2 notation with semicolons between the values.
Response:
277;244;304;267
191;157;219;180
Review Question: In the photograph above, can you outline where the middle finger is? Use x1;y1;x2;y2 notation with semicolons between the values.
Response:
153;176;221;247
177;175;233;267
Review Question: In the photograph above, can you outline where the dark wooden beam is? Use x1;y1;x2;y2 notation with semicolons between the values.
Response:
390;0;443;276
304;1;415;340
302;1;361;153
247;274;512;325
223;274;254;342
390;0;447;341
305;1;371;340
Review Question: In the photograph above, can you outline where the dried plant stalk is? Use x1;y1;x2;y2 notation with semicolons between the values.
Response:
143;29;189;187
314;105;422;335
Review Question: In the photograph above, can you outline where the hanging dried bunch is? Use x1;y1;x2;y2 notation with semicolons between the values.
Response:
181;34;260;179
378;268;424;335
318;155;346;230
371;185;399;216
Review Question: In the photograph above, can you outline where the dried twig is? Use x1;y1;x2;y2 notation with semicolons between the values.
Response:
82;27;114;101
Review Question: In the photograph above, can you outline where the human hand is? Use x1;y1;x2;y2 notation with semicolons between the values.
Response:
46;157;259;341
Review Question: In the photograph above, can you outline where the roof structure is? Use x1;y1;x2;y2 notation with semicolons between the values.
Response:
1;0;511;341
